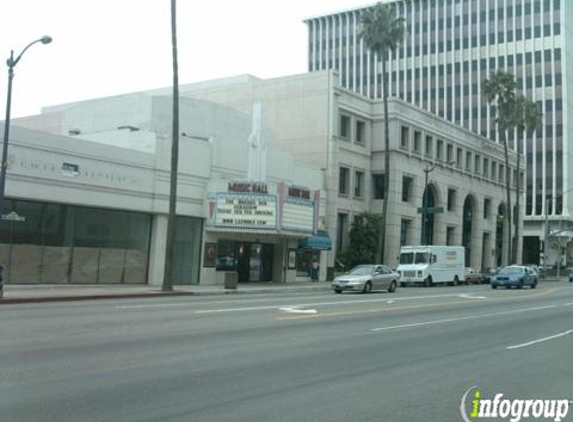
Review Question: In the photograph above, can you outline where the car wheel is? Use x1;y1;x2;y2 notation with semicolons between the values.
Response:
363;281;372;293
424;276;433;287
531;280;537;289
334;289;342;294
388;281;397;293
491;284;497;289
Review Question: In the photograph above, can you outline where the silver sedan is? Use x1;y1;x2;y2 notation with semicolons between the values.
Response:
332;264;399;294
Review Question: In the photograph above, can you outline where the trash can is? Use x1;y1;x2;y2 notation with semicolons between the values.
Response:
224;272;238;290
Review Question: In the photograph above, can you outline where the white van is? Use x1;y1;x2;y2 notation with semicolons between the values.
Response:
397;245;465;287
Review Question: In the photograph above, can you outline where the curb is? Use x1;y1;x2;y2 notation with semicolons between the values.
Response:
0;285;331;304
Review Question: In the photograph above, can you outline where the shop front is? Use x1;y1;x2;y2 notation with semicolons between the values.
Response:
295;230;332;281
201;180;321;285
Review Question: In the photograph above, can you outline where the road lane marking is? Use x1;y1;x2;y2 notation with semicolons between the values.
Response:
195;305;279;314
507;330;573;350
458;294;488;299
563;303;573;307
278;288;557;321
371;305;558;332
279;306;317;314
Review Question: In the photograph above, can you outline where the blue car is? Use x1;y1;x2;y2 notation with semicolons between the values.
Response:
491;266;538;289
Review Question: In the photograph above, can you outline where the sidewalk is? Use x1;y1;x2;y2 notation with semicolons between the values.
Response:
0;281;332;304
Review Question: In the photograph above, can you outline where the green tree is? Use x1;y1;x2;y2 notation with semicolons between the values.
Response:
483;71;541;264
359;2;406;264
162;0;180;291
340;213;381;269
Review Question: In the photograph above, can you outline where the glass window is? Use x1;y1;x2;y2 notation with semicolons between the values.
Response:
339;167;350;195
402;176;413;202
354;170;364;198
339;114;350;139
448;189;456;212
401;126;410;150
0;200;151;285
373;174;385;200
356;120;365;144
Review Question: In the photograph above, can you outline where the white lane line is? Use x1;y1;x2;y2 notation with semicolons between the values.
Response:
195;293;475;314
195;305;280;314
507;330;573;350
117;303;191;310
372;305;558;332
458;294;488;299
279;306;318;314
563;303;573;307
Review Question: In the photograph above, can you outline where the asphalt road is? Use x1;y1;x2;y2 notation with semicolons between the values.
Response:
1;283;572;422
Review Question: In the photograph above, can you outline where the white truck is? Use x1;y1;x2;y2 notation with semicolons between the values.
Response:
396;245;465;287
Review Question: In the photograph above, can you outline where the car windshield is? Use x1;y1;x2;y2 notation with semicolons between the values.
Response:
498;267;524;275
400;253;414;264
414;253;430;264
348;265;374;276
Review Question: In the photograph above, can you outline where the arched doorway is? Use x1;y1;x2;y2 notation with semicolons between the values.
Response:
420;185;436;245
462;196;475;266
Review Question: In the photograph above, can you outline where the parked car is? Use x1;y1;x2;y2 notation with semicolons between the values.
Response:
332;264;399;294
464;267;483;284
490;265;538;289
481;267;498;284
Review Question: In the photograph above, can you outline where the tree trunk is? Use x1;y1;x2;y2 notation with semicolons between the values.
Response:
501;130;512;265
162;0;179;292
513;138;521;264
377;56;391;264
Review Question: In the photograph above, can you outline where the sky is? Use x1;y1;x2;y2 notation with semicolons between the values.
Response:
0;0;373;118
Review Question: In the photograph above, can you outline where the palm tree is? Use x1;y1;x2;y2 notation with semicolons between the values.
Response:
483;71;517;265
162;0;180;291
359;2;406;264
512;94;542;263
484;71;541;265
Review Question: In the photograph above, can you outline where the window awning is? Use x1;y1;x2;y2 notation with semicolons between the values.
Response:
298;231;332;250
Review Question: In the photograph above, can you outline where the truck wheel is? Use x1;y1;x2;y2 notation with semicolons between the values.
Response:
424;276;433;287
454;275;460;286
400;282;407;288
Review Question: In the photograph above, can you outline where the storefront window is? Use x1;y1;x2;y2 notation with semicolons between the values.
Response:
0;199;152;284
216;240;236;271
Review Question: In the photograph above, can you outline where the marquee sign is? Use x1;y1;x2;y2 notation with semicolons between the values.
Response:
209;193;277;229
282;197;314;232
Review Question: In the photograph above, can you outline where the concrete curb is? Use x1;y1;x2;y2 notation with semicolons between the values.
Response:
0;285;331;304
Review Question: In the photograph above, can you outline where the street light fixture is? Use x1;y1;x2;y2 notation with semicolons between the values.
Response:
0;35;52;215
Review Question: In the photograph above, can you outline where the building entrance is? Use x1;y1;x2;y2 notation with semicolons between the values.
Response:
233;242;274;283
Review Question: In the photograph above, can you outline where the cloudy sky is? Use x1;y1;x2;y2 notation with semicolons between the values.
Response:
0;0;373;118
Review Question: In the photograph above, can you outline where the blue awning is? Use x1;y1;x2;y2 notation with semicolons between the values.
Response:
298;231;332;250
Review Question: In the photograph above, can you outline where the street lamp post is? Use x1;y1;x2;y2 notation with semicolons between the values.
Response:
0;35;52;215
420;162;455;245
420;165;436;246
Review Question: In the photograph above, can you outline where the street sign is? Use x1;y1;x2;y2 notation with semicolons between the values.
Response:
417;206;444;214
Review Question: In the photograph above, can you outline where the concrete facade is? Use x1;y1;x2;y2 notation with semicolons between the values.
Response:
305;0;573;268
173;71;520;271
6;95;325;285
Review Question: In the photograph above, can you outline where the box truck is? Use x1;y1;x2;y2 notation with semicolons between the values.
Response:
397;245;465;287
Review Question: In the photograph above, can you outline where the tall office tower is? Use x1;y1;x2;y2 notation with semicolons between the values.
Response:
306;0;571;265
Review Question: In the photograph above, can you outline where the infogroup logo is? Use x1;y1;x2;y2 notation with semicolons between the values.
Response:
460;387;571;422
